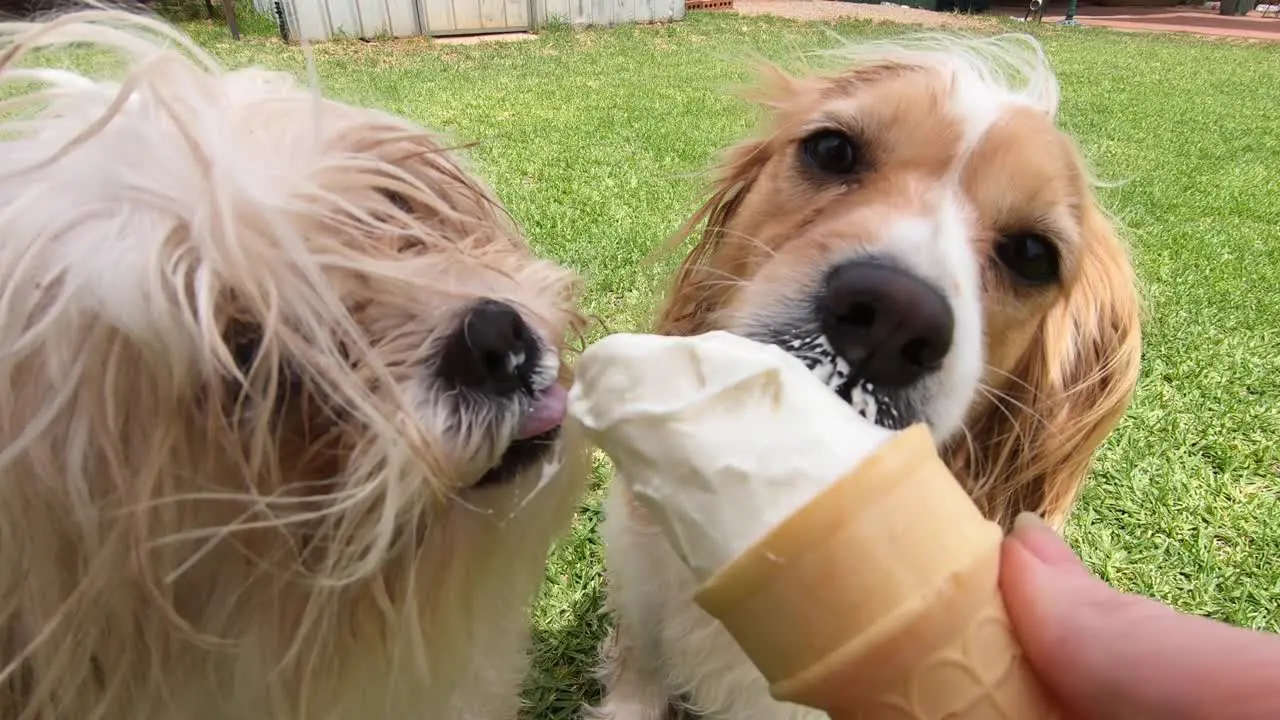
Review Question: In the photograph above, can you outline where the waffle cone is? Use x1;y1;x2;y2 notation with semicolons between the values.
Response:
693;424;1059;720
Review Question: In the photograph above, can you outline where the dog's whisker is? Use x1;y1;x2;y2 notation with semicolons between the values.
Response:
977;382;1047;427
982;363;1040;397
967;401;1034;485
118;483;370;513
708;228;776;258
956;424;980;470
683;278;747;294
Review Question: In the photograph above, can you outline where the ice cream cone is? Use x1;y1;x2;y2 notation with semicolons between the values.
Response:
693;423;1060;720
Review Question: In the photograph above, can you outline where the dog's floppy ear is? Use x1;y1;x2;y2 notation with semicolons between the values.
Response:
654;138;771;336
736;61;810;113
950;200;1143;531
654;63;808;337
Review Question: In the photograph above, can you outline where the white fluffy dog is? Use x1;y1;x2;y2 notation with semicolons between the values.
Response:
0;9;589;719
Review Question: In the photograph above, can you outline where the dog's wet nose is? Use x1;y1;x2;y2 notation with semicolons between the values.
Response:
439;299;540;395
819;260;954;388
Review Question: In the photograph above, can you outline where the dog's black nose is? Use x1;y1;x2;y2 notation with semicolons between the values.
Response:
438;299;539;395
819;260;954;388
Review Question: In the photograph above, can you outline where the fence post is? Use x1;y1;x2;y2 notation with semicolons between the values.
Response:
222;0;242;38
1057;0;1080;25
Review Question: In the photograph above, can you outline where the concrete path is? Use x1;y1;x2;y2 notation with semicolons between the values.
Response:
996;3;1280;41
729;0;1280;41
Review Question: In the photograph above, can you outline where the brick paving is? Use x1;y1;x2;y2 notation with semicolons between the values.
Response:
992;2;1280;41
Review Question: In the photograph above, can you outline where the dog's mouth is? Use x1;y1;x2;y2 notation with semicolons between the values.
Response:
474;383;567;488
765;330;911;431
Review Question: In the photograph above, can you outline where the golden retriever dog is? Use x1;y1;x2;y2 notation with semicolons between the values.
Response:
0;9;589;719
593;33;1142;720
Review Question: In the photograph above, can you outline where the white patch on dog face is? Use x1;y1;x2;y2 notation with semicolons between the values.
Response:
874;193;984;441
949;65;1020;159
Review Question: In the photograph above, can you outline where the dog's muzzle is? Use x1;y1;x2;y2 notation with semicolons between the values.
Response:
746;259;956;431
818;259;954;390
440;299;566;488
439;299;543;397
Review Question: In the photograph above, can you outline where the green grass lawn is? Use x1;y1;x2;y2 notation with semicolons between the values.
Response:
169;10;1280;716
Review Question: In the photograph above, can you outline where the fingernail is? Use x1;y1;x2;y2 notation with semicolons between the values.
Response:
1013;510;1051;533
1011;511;1086;571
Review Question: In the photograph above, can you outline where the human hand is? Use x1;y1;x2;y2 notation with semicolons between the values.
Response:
1000;513;1280;720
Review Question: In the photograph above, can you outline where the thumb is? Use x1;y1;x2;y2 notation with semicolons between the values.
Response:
1000;513;1280;720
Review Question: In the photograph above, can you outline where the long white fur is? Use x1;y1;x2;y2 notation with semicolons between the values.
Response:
814;32;1060;119
0;8;587;720
594;33;1067;720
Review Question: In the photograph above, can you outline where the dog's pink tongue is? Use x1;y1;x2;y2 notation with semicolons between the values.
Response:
517;383;568;440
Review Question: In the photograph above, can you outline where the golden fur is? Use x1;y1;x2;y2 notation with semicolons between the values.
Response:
596;33;1142;720
0;9;588;719
655;42;1141;531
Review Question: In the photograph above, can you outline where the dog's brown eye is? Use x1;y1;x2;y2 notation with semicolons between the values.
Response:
226;321;263;376
996;233;1060;285
800;130;863;176
380;189;412;214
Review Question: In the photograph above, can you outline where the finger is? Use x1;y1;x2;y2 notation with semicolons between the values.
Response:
1008;512;1091;573
1001;527;1170;720
1001;517;1280;720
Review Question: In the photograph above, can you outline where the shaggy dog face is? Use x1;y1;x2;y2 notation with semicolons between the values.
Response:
0;10;588;719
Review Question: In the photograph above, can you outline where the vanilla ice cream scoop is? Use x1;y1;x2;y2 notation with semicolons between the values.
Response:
567;330;892;581
569;330;1060;720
